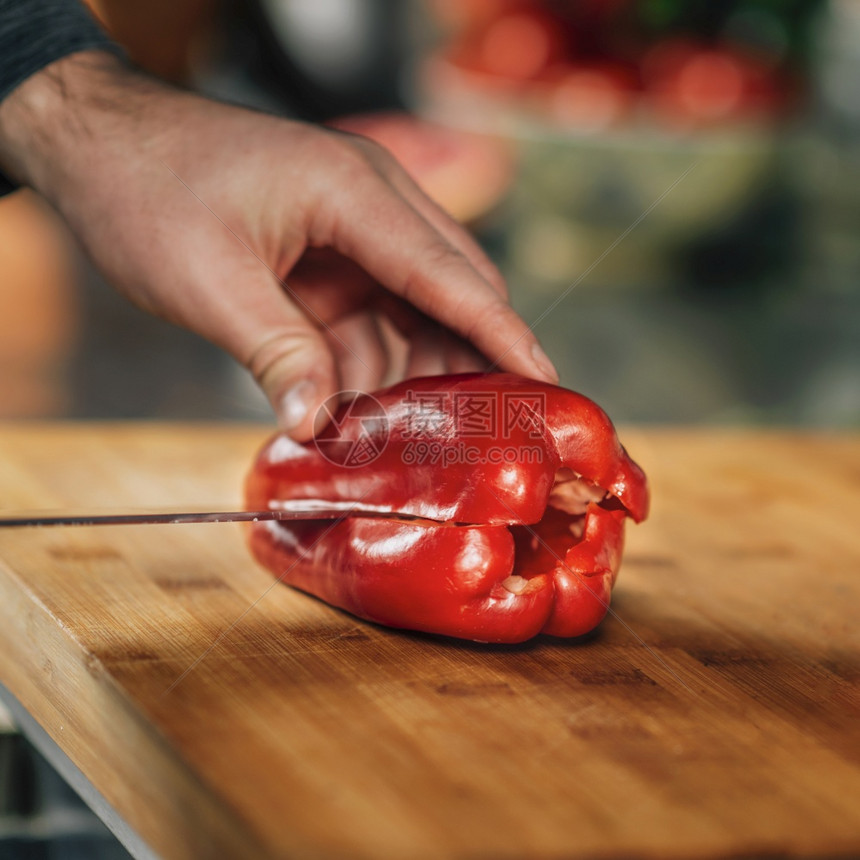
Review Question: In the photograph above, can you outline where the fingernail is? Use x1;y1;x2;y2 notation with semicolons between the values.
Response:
531;343;559;383
279;379;316;431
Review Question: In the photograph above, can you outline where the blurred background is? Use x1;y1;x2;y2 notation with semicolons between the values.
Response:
0;0;858;428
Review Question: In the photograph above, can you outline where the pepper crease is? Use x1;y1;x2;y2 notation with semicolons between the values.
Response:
246;373;648;643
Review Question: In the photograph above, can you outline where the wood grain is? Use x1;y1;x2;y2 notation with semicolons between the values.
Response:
0;423;857;859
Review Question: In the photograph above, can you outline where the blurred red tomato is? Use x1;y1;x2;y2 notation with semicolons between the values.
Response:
538;62;637;131
644;39;781;126
449;5;568;82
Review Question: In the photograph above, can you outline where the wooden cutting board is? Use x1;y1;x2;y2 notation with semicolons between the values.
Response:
0;424;857;859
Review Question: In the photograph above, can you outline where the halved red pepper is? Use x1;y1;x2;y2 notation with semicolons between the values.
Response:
245;373;648;644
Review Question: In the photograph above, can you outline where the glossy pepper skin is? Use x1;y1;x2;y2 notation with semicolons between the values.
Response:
245;373;648;644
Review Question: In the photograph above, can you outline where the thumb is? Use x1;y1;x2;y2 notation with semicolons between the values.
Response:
247;327;339;440
216;284;339;440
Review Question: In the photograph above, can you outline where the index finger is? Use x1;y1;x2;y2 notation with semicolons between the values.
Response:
321;169;558;384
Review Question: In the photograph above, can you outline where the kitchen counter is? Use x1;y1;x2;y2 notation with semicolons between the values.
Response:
0;424;857;859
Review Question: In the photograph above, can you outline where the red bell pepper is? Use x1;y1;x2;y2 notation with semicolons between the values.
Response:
245;373;648;644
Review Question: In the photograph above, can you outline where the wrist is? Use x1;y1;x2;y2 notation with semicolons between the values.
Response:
0;50;153;203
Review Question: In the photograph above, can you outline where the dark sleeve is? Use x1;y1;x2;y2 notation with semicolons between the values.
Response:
0;0;124;195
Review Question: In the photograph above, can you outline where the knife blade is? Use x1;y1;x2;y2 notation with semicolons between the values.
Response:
0;507;467;529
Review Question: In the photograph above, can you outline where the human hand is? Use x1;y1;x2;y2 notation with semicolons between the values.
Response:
0;51;558;438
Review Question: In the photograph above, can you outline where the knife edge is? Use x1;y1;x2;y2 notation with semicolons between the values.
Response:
0;508;472;528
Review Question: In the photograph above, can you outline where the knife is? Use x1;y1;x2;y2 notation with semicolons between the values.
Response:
0;506;466;529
